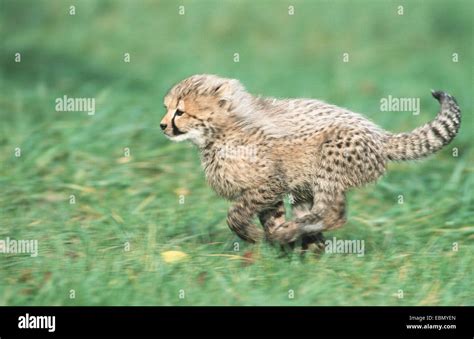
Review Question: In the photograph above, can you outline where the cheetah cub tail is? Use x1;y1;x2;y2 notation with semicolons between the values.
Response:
384;90;461;161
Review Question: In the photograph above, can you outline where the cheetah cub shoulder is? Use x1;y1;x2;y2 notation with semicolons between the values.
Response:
160;74;461;248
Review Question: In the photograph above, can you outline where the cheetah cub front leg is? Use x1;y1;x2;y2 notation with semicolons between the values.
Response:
270;190;347;245
226;187;285;243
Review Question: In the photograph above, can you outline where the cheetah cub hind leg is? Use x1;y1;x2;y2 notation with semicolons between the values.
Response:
270;191;347;246
258;200;286;239
292;200;326;252
257;199;325;253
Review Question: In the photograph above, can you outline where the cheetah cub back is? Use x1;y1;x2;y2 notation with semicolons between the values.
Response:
160;74;461;248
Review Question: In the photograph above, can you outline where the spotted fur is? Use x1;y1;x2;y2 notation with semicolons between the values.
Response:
160;74;461;246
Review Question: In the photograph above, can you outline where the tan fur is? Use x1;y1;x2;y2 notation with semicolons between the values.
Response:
160;74;461;247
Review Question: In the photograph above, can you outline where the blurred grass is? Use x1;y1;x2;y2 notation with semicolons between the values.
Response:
0;0;473;305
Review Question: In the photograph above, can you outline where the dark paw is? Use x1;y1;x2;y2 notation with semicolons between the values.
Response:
301;233;326;253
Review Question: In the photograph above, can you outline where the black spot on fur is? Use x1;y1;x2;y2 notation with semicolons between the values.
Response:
273;211;285;218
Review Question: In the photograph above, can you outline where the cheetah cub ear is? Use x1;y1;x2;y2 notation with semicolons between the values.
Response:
212;79;246;111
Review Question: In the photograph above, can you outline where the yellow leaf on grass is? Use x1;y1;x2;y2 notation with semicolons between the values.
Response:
117;156;132;164
161;251;188;263
174;188;190;196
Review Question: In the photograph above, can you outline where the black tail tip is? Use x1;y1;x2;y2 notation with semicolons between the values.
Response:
431;89;459;105
431;89;446;102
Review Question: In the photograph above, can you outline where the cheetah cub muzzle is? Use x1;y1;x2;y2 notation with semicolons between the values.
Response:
160;74;461;250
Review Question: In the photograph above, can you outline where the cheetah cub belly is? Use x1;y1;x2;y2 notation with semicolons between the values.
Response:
160;74;461;248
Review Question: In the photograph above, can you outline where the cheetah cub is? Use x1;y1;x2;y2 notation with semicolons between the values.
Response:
160;74;461;249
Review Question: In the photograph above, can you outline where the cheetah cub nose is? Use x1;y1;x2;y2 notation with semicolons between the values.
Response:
160;123;167;130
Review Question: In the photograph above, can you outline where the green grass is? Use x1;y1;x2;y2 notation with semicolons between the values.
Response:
0;0;473;305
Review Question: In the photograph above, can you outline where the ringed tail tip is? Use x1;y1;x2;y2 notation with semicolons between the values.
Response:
431;89;445;102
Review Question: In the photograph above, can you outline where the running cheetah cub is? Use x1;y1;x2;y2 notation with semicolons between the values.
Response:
160;74;461;249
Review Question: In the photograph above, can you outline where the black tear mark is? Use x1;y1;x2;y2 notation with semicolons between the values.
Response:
171;113;185;136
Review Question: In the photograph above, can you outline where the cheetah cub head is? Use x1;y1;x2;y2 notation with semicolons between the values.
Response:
160;74;249;147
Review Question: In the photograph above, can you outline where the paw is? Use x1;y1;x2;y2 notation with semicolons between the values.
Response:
269;221;302;244
301;232;326;253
